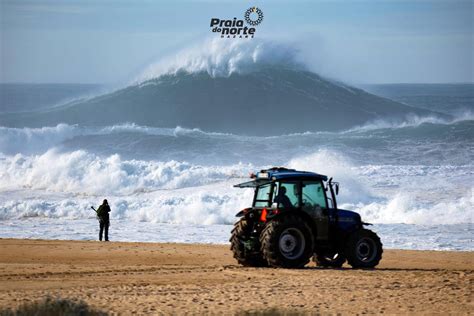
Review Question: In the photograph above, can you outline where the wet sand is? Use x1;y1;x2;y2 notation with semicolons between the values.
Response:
0;239;472;314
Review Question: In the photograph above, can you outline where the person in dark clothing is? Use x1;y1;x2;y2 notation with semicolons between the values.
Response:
96;199;111;241
274;186;293;209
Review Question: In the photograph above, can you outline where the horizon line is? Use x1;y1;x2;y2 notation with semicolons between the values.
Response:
1;81;473;86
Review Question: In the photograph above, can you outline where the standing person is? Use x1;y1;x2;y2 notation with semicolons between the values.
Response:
94;199;111;241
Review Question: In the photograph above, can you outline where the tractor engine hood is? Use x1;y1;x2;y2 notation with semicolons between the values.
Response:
336;209;362;224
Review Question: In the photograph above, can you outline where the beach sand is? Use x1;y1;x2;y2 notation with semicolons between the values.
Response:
0;238;472;314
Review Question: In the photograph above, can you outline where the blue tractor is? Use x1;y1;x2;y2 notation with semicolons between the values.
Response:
230;167;383;268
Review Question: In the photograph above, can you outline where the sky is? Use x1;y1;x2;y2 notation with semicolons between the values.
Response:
0;0;472;84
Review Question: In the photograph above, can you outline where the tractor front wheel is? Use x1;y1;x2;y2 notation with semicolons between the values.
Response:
345;229;383;268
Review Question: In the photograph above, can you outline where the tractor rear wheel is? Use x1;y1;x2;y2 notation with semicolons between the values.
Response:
260;214;314;268
345;228;383;268
230;218;267;267
313;251;346;268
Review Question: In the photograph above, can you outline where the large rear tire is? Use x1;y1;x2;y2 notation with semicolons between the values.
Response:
345;229;383;268
313;251;346;268
230;218;267;267
260;214;314;268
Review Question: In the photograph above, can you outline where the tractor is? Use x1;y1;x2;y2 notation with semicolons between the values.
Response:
230;167;382;268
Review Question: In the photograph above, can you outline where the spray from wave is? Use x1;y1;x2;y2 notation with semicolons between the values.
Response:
134;38;303;84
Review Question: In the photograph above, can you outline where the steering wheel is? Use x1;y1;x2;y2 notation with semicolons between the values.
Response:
303;193;314;203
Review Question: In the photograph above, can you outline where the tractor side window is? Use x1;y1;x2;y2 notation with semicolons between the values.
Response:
254;183;272;207
302;182;327;208
273;182;299;208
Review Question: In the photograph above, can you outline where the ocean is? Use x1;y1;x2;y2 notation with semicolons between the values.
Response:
0;41;472;251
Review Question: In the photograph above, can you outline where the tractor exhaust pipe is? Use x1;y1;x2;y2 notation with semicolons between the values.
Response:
328;178;338;210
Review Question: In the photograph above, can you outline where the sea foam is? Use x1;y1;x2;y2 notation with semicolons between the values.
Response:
0;149;471;226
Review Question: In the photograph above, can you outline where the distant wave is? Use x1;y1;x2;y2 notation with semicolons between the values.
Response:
0;123;234;155
0;124;83;154
345;111;474;133
100;124;236;137
1;112;472;155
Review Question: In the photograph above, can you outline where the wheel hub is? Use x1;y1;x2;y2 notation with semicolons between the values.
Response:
356;237;377;262
278;228;305;260
279;234;297;252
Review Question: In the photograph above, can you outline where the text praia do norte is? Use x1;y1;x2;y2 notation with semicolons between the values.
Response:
210;18;256;37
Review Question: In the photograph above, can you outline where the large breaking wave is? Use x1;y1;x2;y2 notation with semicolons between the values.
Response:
0;39;447;134
0;149;250;195
0;148;472;225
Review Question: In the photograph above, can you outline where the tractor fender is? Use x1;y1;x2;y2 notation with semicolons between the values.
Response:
268;210;318;245
235;207;253;217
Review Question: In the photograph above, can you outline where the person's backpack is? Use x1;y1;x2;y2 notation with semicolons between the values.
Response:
96;205;105;218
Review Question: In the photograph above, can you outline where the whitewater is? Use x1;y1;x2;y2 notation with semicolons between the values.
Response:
0;39;472;251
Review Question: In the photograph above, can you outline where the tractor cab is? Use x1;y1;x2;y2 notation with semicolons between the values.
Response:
235;167;338;208
234;167;356;240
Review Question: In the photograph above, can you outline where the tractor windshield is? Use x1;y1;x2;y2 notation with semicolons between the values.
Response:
254;183;273;207
253;181;301;208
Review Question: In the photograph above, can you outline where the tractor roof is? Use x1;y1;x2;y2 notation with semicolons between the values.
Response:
234;167;328;188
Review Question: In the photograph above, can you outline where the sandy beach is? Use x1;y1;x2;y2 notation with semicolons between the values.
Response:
0;238;472;314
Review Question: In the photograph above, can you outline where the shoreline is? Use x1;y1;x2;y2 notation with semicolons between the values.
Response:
0;238;472;314
1;219;471;252
1;236;474;252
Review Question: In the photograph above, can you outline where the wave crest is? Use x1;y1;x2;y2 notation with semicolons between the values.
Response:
134;38;302;84
346;111;474;133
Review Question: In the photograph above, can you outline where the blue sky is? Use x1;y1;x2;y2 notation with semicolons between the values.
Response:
1;0;472;84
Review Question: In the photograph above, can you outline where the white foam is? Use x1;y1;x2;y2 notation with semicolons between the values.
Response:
0;182;254;225
287;150;376;204
287;149;473;225
0;149;253;195
345;191;474;225
0;149;472;226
